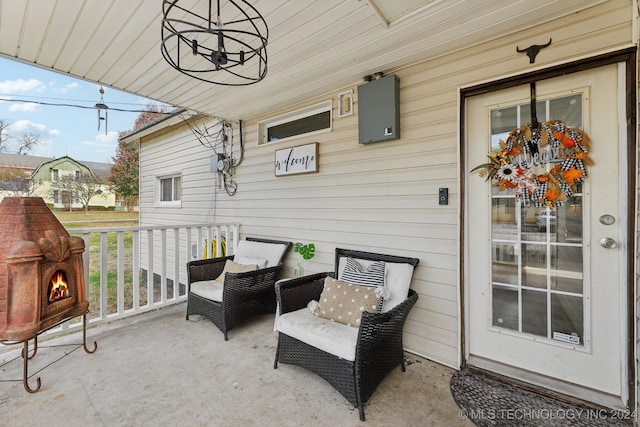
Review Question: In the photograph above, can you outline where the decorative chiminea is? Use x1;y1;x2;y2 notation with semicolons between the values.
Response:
0;197;96;392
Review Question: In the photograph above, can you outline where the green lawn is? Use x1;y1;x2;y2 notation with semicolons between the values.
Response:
85;231;143;317
53;210;139;229
56;210;143;318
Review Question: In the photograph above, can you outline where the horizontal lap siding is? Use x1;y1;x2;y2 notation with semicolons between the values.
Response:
226;69;461;365
139;0;633;368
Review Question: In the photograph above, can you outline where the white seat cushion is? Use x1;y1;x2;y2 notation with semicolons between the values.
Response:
277;308;359;361
190;280;223;302
234;240;288;268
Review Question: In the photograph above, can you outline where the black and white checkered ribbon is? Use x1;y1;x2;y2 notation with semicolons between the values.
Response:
532;179;548;207
557;179;573;199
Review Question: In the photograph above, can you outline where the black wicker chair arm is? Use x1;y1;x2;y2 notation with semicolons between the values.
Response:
187;255;233;291
356;289;419;351
224;263;282;280
275;272;333;315
223;263;283;293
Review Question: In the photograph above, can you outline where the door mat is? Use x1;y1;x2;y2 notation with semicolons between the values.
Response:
450;370;632;426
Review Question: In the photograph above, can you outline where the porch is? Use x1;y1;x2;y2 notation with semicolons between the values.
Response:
0;220;465;424
0;302;468;426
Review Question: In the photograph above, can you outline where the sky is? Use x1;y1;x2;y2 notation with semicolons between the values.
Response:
0;57;167;164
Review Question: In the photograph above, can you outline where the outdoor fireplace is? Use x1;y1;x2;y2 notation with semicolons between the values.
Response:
0;197;96;392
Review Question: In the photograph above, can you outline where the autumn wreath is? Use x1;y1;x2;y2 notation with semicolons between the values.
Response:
472;120;593;210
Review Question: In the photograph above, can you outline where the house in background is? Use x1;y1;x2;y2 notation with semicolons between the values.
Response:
0;153;115;209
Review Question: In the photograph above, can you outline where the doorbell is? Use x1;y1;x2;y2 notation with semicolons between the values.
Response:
439;188;448;205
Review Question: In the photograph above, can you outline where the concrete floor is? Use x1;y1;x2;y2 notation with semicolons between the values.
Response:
0;303;472;427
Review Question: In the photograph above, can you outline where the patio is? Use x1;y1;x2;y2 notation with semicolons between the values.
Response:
0;303;469;426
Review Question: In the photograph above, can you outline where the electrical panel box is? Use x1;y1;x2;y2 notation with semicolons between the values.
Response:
357;74;400;144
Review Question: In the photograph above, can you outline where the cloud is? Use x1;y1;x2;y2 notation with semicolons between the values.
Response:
8;119;49;133
56;81;80;94
7;119;60;141
0;78;45;94
81;130;119;153
8;102;39;112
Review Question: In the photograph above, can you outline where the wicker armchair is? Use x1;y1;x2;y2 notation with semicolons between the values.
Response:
273;248;419;421
186;237;292;340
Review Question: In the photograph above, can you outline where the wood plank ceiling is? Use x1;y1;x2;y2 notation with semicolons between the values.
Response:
0;0;608;121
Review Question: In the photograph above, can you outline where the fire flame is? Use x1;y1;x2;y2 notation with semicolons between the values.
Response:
49;271;69;302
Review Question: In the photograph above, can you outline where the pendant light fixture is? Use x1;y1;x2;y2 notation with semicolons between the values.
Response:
161;0;268;86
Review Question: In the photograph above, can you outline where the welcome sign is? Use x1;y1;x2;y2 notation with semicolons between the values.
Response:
275;142;318;176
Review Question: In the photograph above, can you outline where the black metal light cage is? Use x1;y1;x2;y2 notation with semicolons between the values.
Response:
161;0;268;86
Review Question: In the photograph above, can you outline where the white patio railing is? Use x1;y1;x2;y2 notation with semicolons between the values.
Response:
41;222;240;338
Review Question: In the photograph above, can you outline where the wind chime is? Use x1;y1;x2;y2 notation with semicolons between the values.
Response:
472;39;593;210
95;86;109;135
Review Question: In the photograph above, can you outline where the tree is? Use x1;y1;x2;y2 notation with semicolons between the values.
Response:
0;119;11;152
0;167;41;196
109;139;138;212
133;105;168;129
17;131;39;155
50;172;104;212
109;105;168;212
0;119;40;154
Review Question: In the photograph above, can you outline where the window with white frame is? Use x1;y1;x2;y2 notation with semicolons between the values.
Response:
52;169;59;181
257;100;332;145
158;174;182;206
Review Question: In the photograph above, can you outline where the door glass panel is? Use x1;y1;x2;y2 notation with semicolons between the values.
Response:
551;294;584;345
562;194;583;243
492;242;518;284
522;289;547;336
521;243;547;289
550;246;583;293
492;285;518;331
489;94;585;345
520;100;547;125
492;197;516;232
549;96;582;128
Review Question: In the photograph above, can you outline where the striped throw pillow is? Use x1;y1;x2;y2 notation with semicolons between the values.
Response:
340;258;385;288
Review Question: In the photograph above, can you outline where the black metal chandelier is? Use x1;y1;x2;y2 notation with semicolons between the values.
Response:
161;0;268;86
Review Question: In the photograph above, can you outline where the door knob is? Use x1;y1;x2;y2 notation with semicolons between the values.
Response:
599;237;617;249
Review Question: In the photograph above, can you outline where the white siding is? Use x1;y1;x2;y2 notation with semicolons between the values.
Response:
140;0;634;369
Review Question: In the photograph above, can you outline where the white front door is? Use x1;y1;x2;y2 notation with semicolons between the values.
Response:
465;63;628;408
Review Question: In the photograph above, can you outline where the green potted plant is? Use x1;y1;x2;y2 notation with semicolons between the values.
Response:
293;242;315;278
